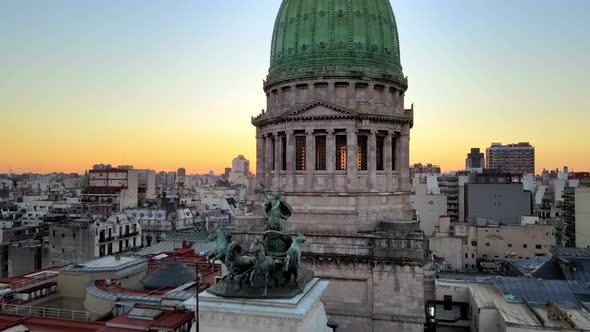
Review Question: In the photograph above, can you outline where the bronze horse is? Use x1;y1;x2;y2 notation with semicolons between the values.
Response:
250;238;280;296
224;242;254;286
207;227;231;269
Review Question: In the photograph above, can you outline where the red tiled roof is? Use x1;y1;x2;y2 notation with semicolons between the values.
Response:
105;310;194;330
0;309;194;332
0;314;105;332
0;266;61;284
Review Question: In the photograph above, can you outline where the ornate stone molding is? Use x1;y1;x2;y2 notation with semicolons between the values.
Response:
252;99;412;127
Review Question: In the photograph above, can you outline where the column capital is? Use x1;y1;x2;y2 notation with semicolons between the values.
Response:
272;132;281;137
285;129;295;135
305;129;314;135
325;128;335;135
346;128;357;134
369;129;379;135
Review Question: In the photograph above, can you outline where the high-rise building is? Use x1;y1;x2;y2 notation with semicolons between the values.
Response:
437;173;470;222
465;148;485;173
231;155;249;175
228;155;252;188
177;168;186;178
486;142;535;175
83;168;139;215
233;1;427;330
563;181;590;248
410;163;441;178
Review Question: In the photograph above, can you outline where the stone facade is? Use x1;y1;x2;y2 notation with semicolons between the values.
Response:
195;279;332;332
233;216;427;331
252;80;415;231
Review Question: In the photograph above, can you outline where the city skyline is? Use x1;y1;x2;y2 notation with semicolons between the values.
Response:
2;0;589;174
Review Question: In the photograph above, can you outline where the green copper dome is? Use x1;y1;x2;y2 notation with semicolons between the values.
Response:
267;0;406;88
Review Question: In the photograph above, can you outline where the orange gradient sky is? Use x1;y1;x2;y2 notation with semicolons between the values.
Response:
1;1;589;175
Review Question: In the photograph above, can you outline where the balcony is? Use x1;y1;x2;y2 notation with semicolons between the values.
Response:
98;236;115;243
119;231;139;239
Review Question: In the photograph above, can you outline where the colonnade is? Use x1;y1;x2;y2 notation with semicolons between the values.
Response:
255;127;410;193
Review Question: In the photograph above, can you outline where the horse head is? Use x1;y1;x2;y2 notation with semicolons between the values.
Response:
226;242;241;261
294;234;306;245
250;238;266;255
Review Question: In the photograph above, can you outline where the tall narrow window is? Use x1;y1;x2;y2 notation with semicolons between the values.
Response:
281;137;287;171
315;136;326;170
376;136;384;170
357;136;367;170
392;136;397;171
272;138;276;170
295;136;306;170
335;135;347;170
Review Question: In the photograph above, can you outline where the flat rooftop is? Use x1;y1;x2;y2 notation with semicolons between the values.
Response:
61;256;146;273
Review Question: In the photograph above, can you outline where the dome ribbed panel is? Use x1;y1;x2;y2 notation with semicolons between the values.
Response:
267;0;405;88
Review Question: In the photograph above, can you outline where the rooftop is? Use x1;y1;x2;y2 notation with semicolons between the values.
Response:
61;256;146;273
438;278;590;329
0;314;105;332
102;307;194;331
0;307;194;332
553;247;590;258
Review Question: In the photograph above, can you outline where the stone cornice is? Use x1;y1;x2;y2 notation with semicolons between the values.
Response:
252;100;412;127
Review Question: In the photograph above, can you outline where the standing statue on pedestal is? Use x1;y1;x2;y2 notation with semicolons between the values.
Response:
264;191;292;232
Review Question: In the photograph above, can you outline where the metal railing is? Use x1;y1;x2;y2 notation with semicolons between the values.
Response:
8;273;58;292
0;303;95;321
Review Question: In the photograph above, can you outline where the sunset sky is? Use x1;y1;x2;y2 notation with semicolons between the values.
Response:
1;0;589;175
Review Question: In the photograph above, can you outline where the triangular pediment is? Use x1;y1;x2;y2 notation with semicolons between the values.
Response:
284;100;356;119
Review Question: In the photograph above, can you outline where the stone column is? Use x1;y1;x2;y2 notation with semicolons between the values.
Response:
384;131;393;192
346;128;358;191
347;83;355;108
399;129;410;191
265;133;273;188
255;133;265;188
368;130;377;192
286;129;295;192
305;129;315;191
392;89;400;109
326;129;335;191
274;132;281;191
328;82;335;104
385;87;393;106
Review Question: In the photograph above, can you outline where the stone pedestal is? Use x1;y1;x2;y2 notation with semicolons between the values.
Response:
187;278;332;332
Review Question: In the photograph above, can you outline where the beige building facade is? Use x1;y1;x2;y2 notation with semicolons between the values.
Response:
572;186;590;248
430;218;555;272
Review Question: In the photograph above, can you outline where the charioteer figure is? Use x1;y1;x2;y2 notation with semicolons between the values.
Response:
263;191;292;232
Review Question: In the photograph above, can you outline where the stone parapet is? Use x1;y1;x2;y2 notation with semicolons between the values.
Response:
189;279;332;332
